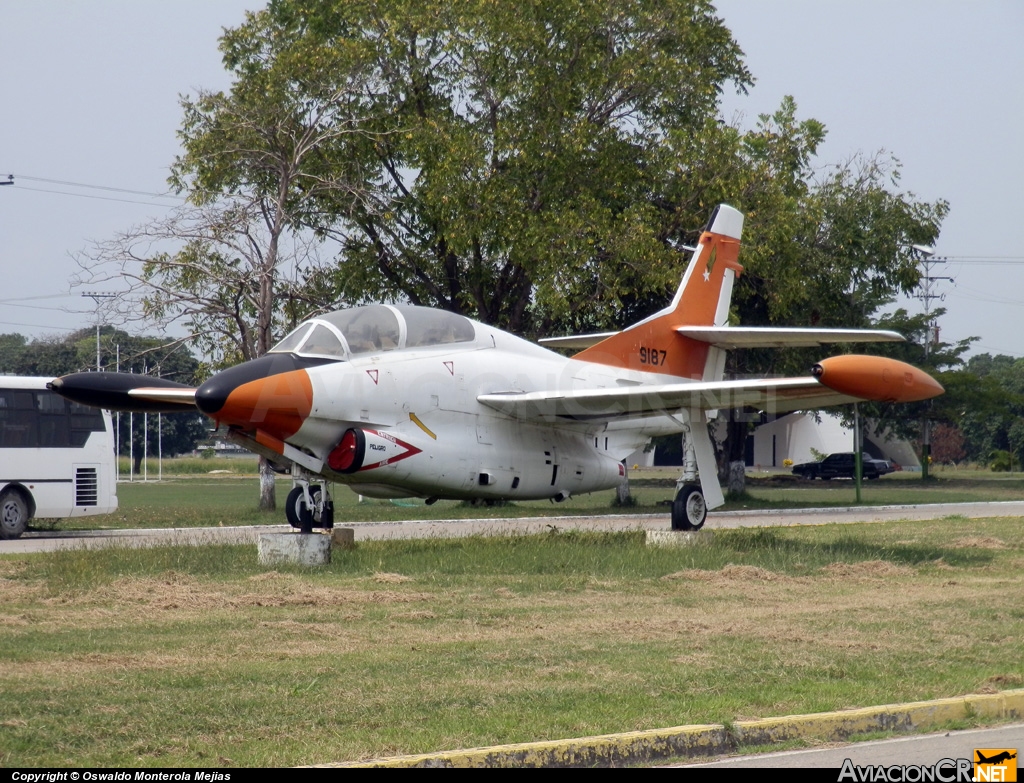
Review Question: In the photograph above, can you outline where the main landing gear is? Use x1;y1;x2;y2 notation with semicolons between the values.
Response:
285;474;334;534
671;484;707;531
670;422;708;531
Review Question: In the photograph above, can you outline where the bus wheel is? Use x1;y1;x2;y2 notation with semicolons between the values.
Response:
0;489;29;540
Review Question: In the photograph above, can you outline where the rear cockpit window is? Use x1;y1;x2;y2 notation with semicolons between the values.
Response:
401;307;475;347
322;306;401;355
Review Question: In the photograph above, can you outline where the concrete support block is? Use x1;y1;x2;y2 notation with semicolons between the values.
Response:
258;532;331;566
331;527;355;549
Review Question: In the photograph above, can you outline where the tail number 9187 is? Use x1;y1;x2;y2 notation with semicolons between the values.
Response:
639;347;667;366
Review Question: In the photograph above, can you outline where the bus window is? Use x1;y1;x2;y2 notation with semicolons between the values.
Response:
0;377;118;540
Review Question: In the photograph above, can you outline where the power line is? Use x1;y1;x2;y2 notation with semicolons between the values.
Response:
0;320;79;332
11;183;181;208
0;294;75;305
11;174;182;200
943;257;1024;264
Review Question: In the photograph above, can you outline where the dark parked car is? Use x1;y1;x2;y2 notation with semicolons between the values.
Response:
791;452;893;480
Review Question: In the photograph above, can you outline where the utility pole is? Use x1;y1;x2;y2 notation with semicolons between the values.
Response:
913;246;953;480
81;292;116;370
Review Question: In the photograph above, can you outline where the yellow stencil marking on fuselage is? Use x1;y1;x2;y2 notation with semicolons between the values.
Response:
409;412;437;440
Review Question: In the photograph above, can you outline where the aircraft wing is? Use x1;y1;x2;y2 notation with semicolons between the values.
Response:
540;327;904;351
477;355;943;422
478;377;856;421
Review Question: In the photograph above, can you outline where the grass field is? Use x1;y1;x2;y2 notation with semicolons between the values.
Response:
31;461;1024;532
1;516;1022;766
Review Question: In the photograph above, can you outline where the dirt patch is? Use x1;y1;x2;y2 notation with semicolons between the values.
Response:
820;560;915;579
982;673;1024;688
37;573;435;619
952;536;1008;550
373;572;414;584
0;577;45;603
661;564;786;583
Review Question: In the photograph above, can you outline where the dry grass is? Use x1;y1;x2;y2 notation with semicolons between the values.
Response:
1;519;1022;767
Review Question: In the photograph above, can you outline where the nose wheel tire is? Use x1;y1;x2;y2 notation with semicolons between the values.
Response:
285;485;334;533
671;484;707;531
285;486;315;533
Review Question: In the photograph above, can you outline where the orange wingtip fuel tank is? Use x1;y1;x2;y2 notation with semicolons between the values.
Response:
811;355;944;403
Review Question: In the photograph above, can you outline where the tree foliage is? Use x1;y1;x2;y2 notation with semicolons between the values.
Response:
953;353;1024;466
195;0;756;335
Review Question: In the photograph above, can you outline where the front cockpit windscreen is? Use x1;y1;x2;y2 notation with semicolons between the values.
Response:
270;305;477;358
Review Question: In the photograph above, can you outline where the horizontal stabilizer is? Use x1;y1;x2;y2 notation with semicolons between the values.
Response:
539;332;618;350
542;326;905;352
675;327;905;349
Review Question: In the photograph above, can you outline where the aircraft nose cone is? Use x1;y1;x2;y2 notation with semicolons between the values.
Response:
195;377;231;416
195;354;319;438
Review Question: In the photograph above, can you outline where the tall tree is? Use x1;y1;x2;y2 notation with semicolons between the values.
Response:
211;0;755;335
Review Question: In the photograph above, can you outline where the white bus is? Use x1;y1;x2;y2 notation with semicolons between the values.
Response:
0;376;118;539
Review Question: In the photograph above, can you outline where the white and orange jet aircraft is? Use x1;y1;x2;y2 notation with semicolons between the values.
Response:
51;205;943;531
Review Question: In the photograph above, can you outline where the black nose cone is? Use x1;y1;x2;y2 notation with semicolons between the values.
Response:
196;354;337;416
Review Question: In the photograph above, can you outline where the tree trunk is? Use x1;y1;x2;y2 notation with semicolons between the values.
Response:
727;461;746;495
258;456;276;510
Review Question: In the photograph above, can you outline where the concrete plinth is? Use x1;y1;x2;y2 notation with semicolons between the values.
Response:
258;532;332;566
645;529;714;548
331;527;355;549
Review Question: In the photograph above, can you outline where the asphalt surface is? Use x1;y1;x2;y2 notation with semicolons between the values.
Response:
681;723;1024;768
5;499;1024;554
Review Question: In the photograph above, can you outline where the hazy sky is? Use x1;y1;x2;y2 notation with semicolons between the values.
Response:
2;1;1022;357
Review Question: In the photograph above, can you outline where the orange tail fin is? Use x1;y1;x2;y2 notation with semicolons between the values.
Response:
575;204;744;379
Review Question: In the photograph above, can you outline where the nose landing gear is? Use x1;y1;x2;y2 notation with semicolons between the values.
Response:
285;478;334;534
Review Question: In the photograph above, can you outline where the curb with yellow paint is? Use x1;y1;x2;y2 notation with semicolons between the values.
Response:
317;688;1024;768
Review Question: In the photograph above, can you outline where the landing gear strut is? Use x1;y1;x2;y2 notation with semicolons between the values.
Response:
671;422;708;531
285;470;334;534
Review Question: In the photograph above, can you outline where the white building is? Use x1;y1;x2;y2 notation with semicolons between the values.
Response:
750;412;920;470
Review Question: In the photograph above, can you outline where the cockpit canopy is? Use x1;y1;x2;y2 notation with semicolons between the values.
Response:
269;305;476;360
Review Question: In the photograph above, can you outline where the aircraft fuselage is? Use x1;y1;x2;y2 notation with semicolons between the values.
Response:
213;325;680;501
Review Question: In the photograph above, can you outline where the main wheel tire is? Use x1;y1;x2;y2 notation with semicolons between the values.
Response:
0;489;30;540
671;484;707;531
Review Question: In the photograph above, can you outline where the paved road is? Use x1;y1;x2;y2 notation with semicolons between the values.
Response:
4;500;1024;554
679;723;1024;768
